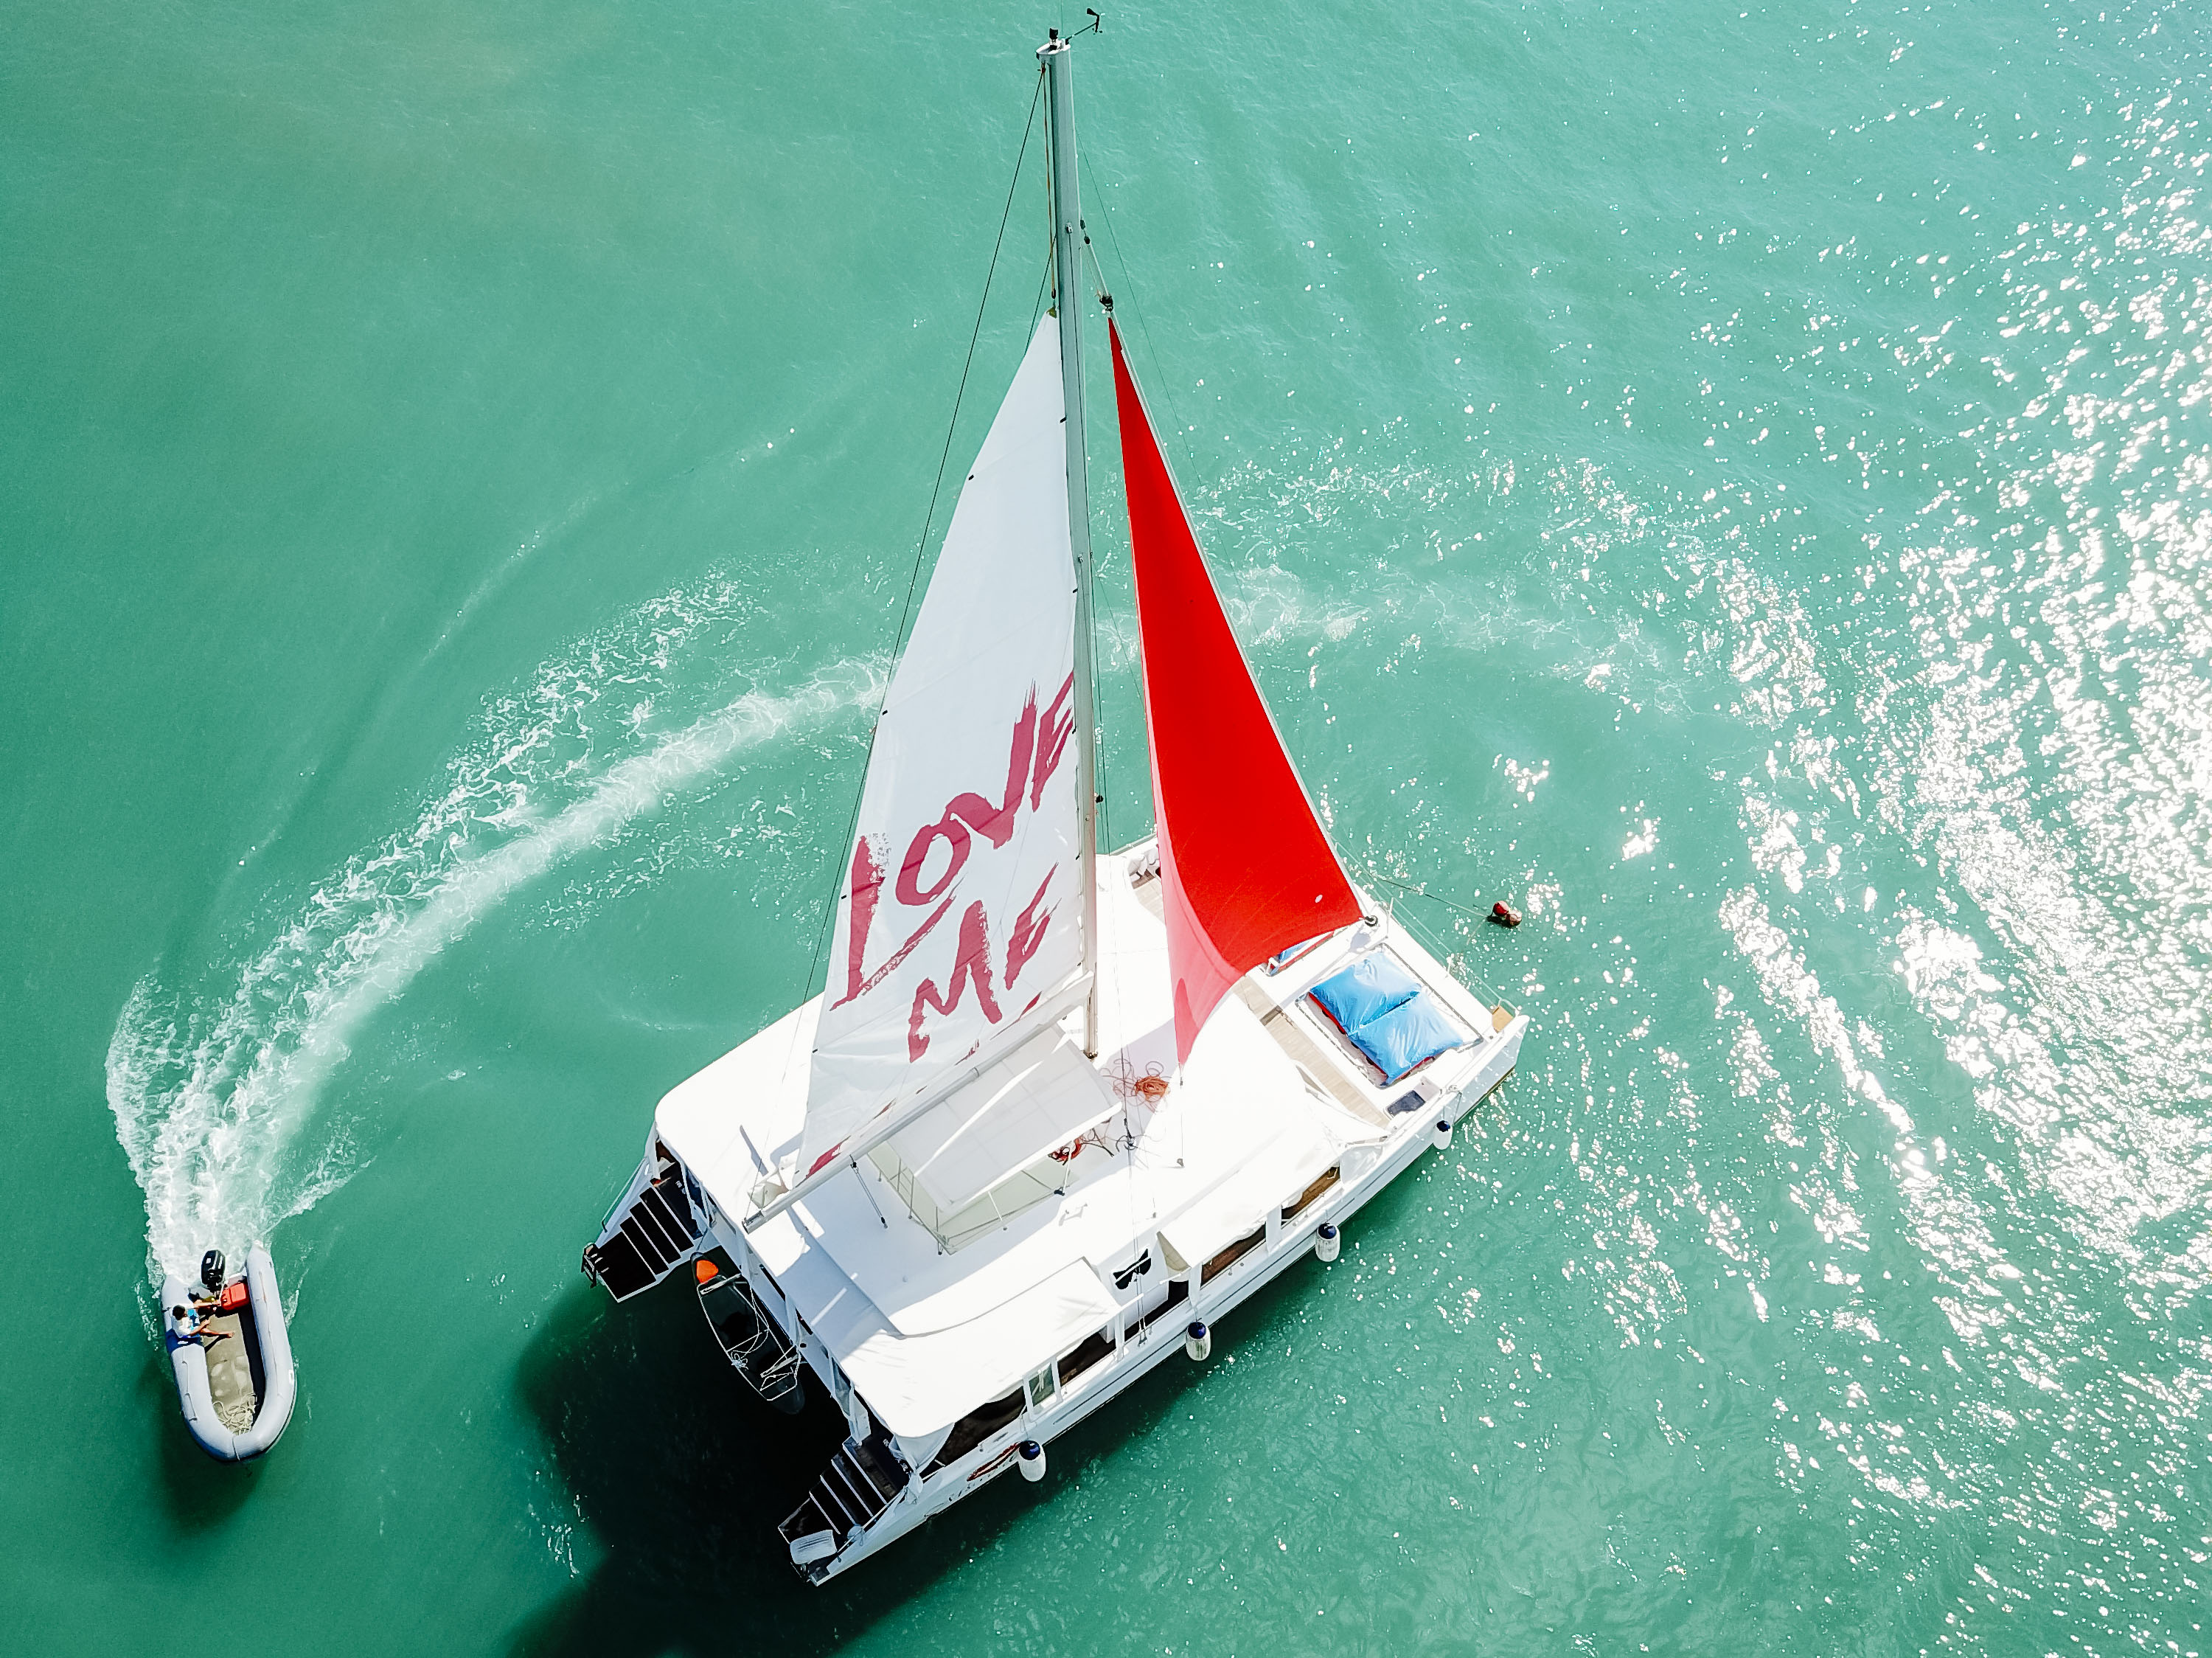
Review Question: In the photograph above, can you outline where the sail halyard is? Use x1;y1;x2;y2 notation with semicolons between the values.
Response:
1107;319;1365;1061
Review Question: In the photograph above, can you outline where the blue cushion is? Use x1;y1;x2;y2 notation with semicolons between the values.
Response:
1266;934;1329;975
1308;954;1422;1033
1346;991;1469;1085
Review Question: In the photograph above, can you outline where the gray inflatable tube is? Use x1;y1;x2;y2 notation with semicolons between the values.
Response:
162;1243;296;1462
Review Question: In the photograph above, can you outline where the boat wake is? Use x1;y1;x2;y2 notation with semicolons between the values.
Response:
107;597;883;1287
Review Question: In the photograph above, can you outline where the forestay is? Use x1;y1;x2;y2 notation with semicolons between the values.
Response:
799;321;1089;1180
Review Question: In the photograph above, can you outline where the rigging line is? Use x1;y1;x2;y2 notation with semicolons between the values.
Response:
1086;470;1112;856
792;69;1045;1025
898;68;1046;665
1356;876;1512;1006
1074;165;1185;852
1026;254;1051;342
1053;156;1119;857
1082;233;1176;455
1360;871;1496;926
1077;149;1194;468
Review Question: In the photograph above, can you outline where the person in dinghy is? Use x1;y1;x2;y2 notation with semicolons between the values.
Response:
161;1244;298;1463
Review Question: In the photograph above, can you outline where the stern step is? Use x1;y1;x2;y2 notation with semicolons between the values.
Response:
582;1165;703;1301
778;1432;908;1575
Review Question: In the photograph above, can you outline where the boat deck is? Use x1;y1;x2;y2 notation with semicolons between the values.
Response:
653;840;1518;1447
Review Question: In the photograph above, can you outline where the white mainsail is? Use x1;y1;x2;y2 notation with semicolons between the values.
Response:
796;321;1088;1182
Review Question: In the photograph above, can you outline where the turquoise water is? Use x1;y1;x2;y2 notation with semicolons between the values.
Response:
5;0;2209;1651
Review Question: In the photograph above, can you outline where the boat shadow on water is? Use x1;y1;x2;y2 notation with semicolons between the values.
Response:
506;1268;1251;1656
136;1347;261;1529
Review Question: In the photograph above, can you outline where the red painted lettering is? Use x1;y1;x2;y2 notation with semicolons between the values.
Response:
837;837;885;1005
893;685;1054;908
907;901;1002;1060
1030;673;1075;811
835;836;959;1010
896;813;972;907
944;690;1038;850
1004;867;1058;988
841;681;1074;1028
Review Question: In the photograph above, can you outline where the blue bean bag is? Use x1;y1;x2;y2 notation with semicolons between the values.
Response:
1307;954;1422;1033
1345;991;1468;1085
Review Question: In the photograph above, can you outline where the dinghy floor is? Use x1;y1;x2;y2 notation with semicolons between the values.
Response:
201;1305;265;1433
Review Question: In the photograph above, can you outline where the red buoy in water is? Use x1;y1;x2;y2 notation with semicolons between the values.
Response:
1489;900;1522;928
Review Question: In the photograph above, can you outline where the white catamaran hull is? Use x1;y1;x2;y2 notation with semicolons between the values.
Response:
584;840;1526;1583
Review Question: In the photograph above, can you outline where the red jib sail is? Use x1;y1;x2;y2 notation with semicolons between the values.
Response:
1109;320;1363;1061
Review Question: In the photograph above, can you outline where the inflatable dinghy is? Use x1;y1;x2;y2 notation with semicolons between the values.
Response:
163;1244;295;1462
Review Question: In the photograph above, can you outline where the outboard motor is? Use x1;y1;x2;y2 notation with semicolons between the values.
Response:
200;1249;227;1294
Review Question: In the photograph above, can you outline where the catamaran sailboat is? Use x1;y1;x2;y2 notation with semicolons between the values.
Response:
580;29;1528;1583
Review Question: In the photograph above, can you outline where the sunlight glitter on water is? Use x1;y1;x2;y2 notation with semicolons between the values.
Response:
19;3;2212;1651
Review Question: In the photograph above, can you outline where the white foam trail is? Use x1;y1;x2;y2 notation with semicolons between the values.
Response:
108;656;882;1284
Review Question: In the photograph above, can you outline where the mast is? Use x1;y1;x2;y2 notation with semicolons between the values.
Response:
1040;27;1101;1058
